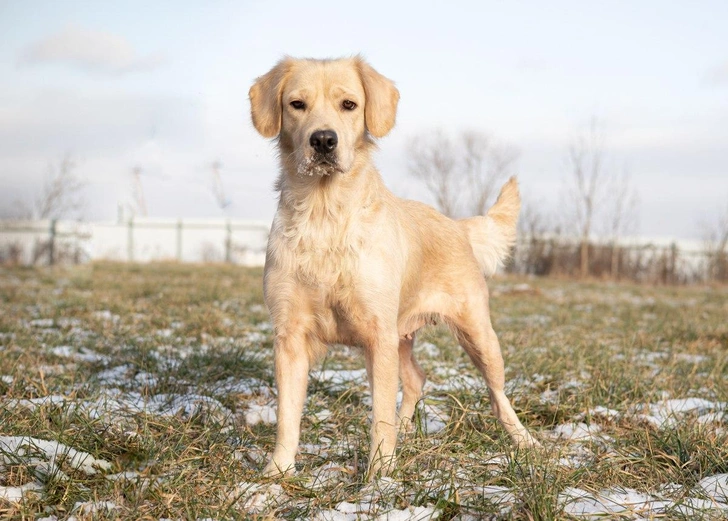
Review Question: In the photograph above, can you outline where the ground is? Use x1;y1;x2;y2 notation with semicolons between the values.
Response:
0;263;727;520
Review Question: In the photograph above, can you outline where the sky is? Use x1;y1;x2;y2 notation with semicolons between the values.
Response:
0;0;726;239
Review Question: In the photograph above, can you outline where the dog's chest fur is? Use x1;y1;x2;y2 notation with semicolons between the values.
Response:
274;188;367;291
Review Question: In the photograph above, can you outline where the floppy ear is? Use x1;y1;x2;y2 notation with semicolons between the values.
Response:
249;59;292;138
356;57;400;138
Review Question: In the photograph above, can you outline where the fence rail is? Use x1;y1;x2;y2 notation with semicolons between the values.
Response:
0;218;269;267
1;219;725;283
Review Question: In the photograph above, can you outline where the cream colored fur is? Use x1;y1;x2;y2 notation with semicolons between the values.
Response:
249;56;538;478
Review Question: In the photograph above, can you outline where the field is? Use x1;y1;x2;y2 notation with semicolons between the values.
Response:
0;263;727;520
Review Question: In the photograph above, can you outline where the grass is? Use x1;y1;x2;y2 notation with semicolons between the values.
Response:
0;263;726;520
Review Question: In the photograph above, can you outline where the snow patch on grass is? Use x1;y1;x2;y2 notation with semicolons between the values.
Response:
245;403;276;426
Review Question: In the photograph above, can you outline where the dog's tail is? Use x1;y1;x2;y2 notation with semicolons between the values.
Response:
459;177;521;278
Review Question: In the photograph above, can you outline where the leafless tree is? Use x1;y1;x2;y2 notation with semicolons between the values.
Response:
408;129;518;218
407;130;459;217
605;166;640;279
462;131;518;216
210;159;232;211
703;200;728;282
131;165;148;217
35;154;86;220
565;117;608;278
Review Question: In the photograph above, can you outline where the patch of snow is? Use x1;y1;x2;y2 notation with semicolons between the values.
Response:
7;390;233;423
574;406;620;421
8;395;70;410
549;422;602;441
312;409;332;422
233;482;284;513
698;474;728;503
243;331;267;345
428;369;481;392
56;317;82;328
0;481;43;502
245;403;277;426
133;371;159;387
204;376;272;397
419;402;449;434
559;486;669;519
417;341;440;357
50;345;109;363
540;389;558;404
94;364;134;386
674;353;709;364
0;436;111;479
315;503;438;521
635;398;726;428
92;310;120;322
307;462;353;489
29;318;54;328
73;501;119;514
313;368;368;388
1;375;14;384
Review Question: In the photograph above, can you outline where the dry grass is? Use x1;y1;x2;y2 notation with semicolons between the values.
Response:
0;263;726;520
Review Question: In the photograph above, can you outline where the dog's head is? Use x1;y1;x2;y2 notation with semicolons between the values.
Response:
249;57;399;177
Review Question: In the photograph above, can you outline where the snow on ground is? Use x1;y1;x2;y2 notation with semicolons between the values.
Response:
635;397;726;428
0;481;43;502
7;389;235;425
0;436;112;502
312;368;368;389
315;503;438;521
559;480;728;519
0;436;111;476
245;403;277;426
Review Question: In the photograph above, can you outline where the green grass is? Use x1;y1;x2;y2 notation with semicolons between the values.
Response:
0;263;726;520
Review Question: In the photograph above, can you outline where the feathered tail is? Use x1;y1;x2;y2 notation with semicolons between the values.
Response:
459;177;521;277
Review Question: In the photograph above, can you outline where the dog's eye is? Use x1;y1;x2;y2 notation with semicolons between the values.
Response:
342;100;357;111
290;100;306;110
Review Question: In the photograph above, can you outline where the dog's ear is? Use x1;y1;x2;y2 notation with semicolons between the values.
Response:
356;57;400;138
249;59;293;138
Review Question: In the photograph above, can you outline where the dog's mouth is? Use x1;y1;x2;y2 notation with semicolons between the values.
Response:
296;153;343;177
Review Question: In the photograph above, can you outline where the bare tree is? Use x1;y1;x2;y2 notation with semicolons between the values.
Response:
703;200;728;282
605;166;640;279
35;154;86;220
565;117;608;278
407;130;458;217
408;129;518;218
210;159;232;211
462;131;518;216
131;165;148;217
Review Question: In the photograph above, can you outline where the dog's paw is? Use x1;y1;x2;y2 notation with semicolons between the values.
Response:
366;454;396;481
262;459;295;478
515;431;542;450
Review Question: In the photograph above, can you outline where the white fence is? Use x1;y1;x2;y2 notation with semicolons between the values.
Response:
0;218;270;266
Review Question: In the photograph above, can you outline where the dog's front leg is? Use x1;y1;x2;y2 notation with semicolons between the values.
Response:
364;332;400;478
263;334;310;477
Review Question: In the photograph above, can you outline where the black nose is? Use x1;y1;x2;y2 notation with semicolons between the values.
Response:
309;130;338;154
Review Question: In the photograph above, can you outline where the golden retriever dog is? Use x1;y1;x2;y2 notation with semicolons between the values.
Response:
249;56;538;477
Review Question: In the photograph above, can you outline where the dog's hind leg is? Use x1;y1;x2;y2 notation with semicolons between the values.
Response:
450;293;539;449
397;334;425;428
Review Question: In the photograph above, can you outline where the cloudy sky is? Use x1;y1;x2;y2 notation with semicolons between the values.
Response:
1;1;726;239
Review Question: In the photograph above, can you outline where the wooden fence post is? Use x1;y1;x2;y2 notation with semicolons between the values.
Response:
48;219;57;266
176;219;183;261
225;220;232;263
127;218;134;262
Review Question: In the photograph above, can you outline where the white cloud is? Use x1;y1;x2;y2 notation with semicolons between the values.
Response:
18;25;165;75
